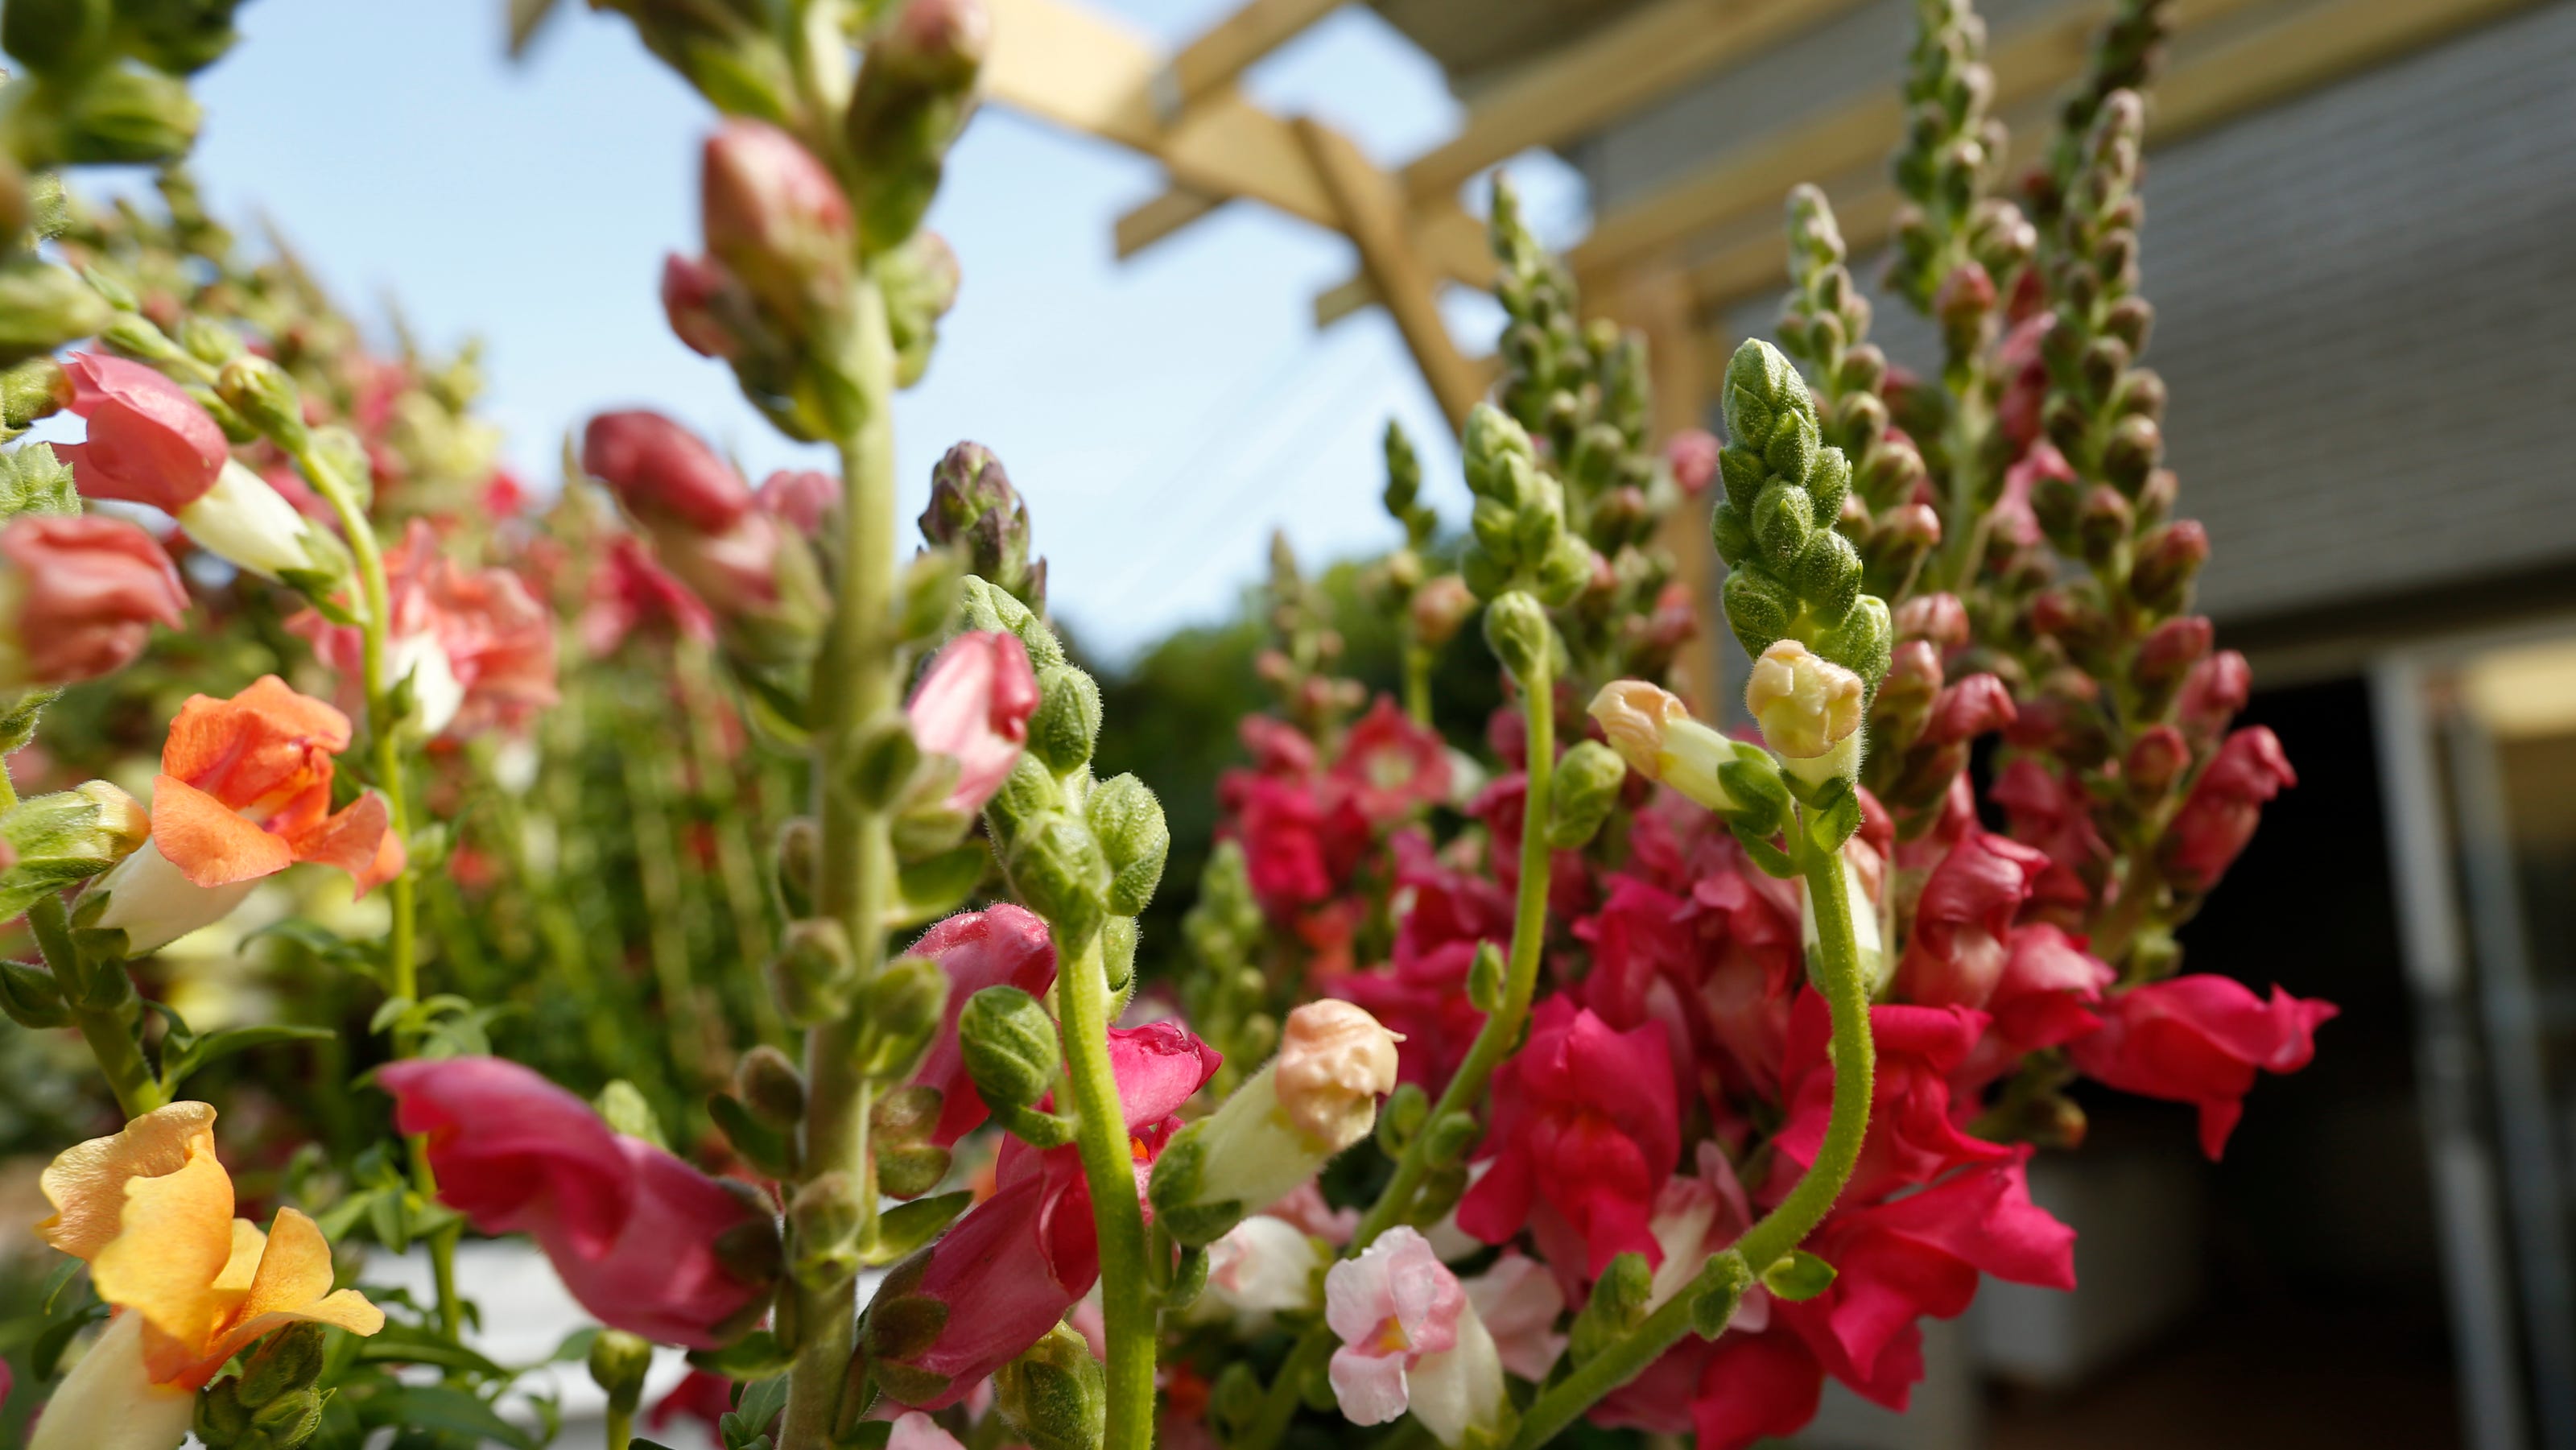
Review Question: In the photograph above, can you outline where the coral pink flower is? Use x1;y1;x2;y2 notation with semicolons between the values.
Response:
377;1056;776;1349
906;630;1038;813
1323;1226;1465;1422
1893;830;2050;1010
661;253;744;361
292;521;557;737
0;514;187;688
757;468;840;531
905;903;1058;1146
869;1023;1220;1408
2071;974;2337;1157
2158;725;2295;894
1261;1180;1359;1245
1457;998;1680;1276
85;677;402;955
54;354;229;514
701;120;852;316
1330;696;1451;825
581;534;716;655
1769;992;2013;1205
1643;1143;1769;1329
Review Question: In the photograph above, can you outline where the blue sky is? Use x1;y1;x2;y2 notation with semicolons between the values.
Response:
159;0;1588;660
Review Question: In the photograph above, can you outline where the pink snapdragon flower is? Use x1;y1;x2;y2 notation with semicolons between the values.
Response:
581;534;716;655
54;354;227;514
1461;1252;1566;1381
906;630;1038;813
377;1056;776;1349
1329;696;1451;825
0;514;187;688
2158;725;2296;894
904;903;1058;1145
2070;973;2338;1157
868;1023;1220;1408
1456;998;1679;1276
1769;992;2013;1206
292;520;557;737
1892;829;2050;1010
1324;1226;1505;1445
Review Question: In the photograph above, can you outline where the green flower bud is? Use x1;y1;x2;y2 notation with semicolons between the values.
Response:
1481;589;1554;685
586;1329;655;1418
55;64;203;165
1752;478;1813;567
857;952;951;1080
877;1142;953;1199
843;712;924;812
1008;814;1108;944
1;358;69;432
0;959;71;1029
770;917;856;1027
921;440;1044;611
214;355;309;450
0;260;109;366
1467;939;1504;1012
985;752;1063;846
1812;593;1893;689
2;0;112;74
1722;338;1812;449
735;1043;807;1127
776;816;818;917
790;1171;867;1288
993;1321;1106;1450
883;229;962;390
1084;773;1168;916
1546;740;1627;849
843;0;991;254
1102;911;1137;996
1026;664;1100;775
1721;563;1797;658
959;983;1061;1112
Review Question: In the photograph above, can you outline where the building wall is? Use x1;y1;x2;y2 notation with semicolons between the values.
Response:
1621;0;2576;638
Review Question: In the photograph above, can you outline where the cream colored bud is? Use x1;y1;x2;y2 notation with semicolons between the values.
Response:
1587;680;1741;814
1745;640;1864;761
1275;1000;1400;1148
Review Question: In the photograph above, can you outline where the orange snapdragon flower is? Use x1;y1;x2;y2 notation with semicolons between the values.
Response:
32;1104;382;1450
85;675;404;954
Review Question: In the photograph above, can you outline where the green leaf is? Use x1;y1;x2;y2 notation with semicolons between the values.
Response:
1761;1248;1837;1302
365;1385;539;1449
355;1320;510;1380
39;1252;84;1312
367;994;415;1035
688;1330;793;1382
366;1182;411;1255
869;1190;971;1264
161;1022;335;1090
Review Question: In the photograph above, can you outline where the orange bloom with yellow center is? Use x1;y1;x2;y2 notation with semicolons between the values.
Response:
149;675;402;893
38;1103;384;1390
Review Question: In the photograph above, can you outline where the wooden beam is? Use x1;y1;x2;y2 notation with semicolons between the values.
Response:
1293;118;1486;432
1678;0;2547;312
1115;186;1224;256
1157;0;1345;121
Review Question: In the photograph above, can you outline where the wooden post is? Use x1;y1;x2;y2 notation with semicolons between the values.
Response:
1291;117;1485;434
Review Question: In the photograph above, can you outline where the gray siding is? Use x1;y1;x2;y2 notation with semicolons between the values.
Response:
1673;2;2576;633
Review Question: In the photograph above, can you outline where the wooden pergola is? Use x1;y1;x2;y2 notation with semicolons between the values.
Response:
976;0;2540;699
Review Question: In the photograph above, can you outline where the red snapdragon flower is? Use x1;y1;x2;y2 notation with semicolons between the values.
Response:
2070;974;2337;1157
377;1056;778;1349
869;1022;1220;1407
1768;992;2013;1206
1457;998;1680;1277
1328;696;1451;825
2158;725;2295;894
1335;832;1508;1089
904;903;1059;1146
1990;756;2109;923
0;514;187;688
1892;829;2051;1010
581;534;717;655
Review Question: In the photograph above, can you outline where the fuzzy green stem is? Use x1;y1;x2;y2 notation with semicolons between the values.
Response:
778;276;902;1450
1402;639;1434;726
1505;824;1876;1448
1241;657;1558;1450
38;894;163;1118
605;1405;634;1450
1059;927;1160;1448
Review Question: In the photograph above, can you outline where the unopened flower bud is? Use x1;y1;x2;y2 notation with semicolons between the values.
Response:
1026;664;1102;775
736;1043;807;1127
1664;428;1718;496
958;982;1061;1112
776;816;819;916
772;917;857;1027
213;354;308;449
844;0;991;253
2125;724;2190;799
0;259;109;366
1;358;70;430
1723;338;1814;452
1410;573;1476;647
1867;502;1940;581
857;953;952;1080
993;1321;1104;1450
661;252;747;361
2178;648;2252;742
1894;591;1968;648
54;64;202;165
2078;485;2132;567
585;1330;654;1419
0;958;71;1028
1151;1001;1399;1246
702;119;853;324
920;440;1044;609
1084;773;1168;915
2133;614;2212;713
1746;639;1864;777
1481;589;1554;684
2102;414;2161;496
0;514;186;689
786;1171;868;1288
1871;639;1943;749
883;229;963;387
1546;739;1626;849
2129;519;2207;614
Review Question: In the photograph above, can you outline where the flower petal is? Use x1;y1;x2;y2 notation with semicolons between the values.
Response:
149;775;294;889
38;1103;217;1262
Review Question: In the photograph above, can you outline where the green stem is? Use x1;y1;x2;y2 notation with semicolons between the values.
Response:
1401;638;1433;726
1505;824;1877;1450
1241;651;1558;1450
37;894;163;1118
1059;928;1158;1448
605;1404;634;1450
778;277;902;1450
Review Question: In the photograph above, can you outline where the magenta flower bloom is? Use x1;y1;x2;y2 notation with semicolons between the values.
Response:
906;630;1038;813
2158;725;2296;894
55;354;229;514
1769;993;2013;1206
905;903;1059;1146
376;1057;775;1349
0;514;188;688
868;1022;1220;1408
1891;829;2050;1011
580;410;754;535
1328;696;1451;826
2070;973;2337;1157
756;468;840;531
1456;997;1679;1277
